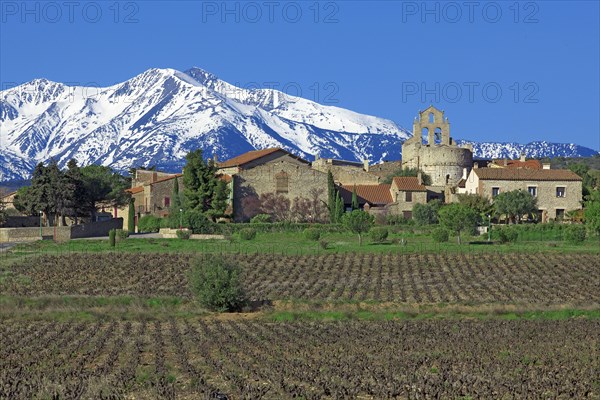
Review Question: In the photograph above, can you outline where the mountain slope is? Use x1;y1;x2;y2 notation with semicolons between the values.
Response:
0;67;597;181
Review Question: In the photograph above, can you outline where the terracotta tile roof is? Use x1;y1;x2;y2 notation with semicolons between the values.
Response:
150;173;182;185
392;177;427;191
127;186;144;194
340;184;393;205
217;173;232;183
218;148;306;168
491;159;542;169
474;168;582;181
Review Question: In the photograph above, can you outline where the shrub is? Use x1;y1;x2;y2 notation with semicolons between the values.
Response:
303;228;321;241
189;255;246;312
564;225;586;244
176;229;191;240
184;211;213;234
497;227;519;243
250;213;272;223
109;229;116;247
138;215;162;233
431;227;449;243
319;239;329;250
116;229;129;241
238;228;257;241
370;227;389;243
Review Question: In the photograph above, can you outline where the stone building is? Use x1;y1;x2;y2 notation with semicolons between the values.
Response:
401;106;473;187
233;159;329;222
385;176;429;219
311;156;380;185
464;168;582;220
217;148;307;175
489;154;544;170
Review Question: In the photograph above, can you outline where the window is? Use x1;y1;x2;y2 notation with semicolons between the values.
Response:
421;127;429;144
275;171;289;193
164;197;170;208
434;127;442;144
403;211;413;220
492;187;500;197
527;186;537;197
556;209;565;220
556;187;566;197
429;112;435;123
405;191;412;202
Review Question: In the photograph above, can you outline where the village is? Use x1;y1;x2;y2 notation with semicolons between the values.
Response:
0;106;590;243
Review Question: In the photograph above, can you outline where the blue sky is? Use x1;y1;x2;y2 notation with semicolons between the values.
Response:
1;0;599;150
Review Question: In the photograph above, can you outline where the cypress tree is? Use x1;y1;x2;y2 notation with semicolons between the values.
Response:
351;185;359;211
127;198;135;233
334;191;344;223
327;170;336;222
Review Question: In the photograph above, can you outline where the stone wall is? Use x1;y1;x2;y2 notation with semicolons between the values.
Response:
0;226;71;242
477;179;582;219
386;191;428;216
71;218;123;239
233;161;328;222
312;161;379;185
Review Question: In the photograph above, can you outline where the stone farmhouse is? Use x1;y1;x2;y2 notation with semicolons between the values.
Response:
463;167;582;221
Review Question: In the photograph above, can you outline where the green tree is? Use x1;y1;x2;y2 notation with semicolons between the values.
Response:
189;254;246;312
327;170;336;222
0;193;6;226
80;165;130;221
183;149;220;212
65;159;87;224
438;203;479;244
584;189;600;238
334;191;345;223
209;179;230;220
382;167;432;185
342;210;375;246
493;189;538;224
412;200;442;225
127;198;135;233
456;193;493;221
351;185;359;211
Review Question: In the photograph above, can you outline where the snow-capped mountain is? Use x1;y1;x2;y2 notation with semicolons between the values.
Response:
0;67;597;181
458;140;598;160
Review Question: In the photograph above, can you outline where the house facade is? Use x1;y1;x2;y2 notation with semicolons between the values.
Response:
464;168;582;220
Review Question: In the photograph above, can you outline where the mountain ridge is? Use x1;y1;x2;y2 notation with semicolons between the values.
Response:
0;67;597;181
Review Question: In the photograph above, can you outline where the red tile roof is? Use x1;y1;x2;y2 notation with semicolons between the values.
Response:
127;186;144;194
340;184;393;205
392;177;427;191
218;148;307;168
474;168;582;181
491;159;542;169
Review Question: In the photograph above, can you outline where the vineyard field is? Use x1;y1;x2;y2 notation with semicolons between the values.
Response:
1;319;598;399
1;252;598;305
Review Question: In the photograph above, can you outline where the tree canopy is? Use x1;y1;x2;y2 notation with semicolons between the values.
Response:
382;167;432;185
342;210;375;246
438;203;479;244
493;189;538;224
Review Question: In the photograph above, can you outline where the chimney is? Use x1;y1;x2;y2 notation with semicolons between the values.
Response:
542;163;551;170
520;153;526;162
213;154;218;163
474;162;479;169
504;159;508;167
417;171;422;185
315;153;320;161
462;167;468;179
152;172;158;183
363;159;369;172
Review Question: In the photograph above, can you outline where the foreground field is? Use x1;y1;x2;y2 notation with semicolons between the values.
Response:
1;319;597;399
2;252;599;305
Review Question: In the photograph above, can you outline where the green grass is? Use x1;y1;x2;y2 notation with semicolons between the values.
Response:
5;229;600;259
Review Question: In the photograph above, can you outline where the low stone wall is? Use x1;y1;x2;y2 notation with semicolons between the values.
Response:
0;218;123;242
71;218;123;239
159;228;225;240
0;226;71;242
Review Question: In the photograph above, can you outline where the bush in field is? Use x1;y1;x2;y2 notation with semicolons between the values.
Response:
189;255;246;312
413;200;442;225
319;239;329;250
238;228;257;241
138;215;162;233
184;210;214;234
497;227;519;243
303;228;321;241
116;229;129;241
431;227;449;243
370;227;389;243
564;225;586;244
109;229;116;247
342;210;375;246
438;203;479;245
251;213;272;223
176;229;191;239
